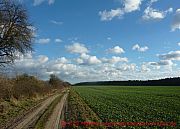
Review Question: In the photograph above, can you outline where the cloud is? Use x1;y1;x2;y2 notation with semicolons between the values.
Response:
150;0;158;3
77;54;128;65
7;52;180;84
158;51;180;60
149;60;173;66
66;43;89;54
55;57;69;64
12;53;79;81
108;46;125;54
38;55;49;64
99;0;142;21
76;58;84;64
99;8;124;21
76;53;101;65
141;64;151;72
55;38;62;43
148;0;159;6
88;56;101;65
178;42;180;46
36;38;51;44
171;9;180;31
148;60;174;71
110;56;128;63
117;63;136;71
142;7;173;21
33;0;55;6
51;20;63;25
123;0;142;13
101;56;128;64
132;44;149;52
13;53;49;75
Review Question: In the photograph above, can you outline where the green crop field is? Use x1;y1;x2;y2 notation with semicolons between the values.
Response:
66;86;180;128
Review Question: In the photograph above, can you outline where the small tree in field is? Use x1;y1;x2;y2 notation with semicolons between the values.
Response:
0;0;34;66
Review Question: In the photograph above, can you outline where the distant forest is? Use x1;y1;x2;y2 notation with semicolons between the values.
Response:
74;77;180;86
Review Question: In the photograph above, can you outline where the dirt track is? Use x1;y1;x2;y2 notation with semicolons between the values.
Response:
5;89;68;129
45;92;68;129
12;94;59;129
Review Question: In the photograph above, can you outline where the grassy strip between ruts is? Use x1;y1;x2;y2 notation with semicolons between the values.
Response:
34;94;63;129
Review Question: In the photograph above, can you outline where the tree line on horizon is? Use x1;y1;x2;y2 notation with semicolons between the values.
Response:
74;77;180;86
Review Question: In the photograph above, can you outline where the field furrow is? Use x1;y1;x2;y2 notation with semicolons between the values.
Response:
73;86;180;129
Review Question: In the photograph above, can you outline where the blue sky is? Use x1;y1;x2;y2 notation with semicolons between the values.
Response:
12;0;180;83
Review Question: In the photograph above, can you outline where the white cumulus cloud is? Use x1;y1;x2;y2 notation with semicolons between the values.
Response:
142;7;173;21
55;57;69;64
99;8;124;21
108;46;125;54
13;53;49;76
102;56;128;64
132;44;149;52
88;56;102;65
66;43;89;54
123;0;142;13
99;0;142;21
77;53;101;65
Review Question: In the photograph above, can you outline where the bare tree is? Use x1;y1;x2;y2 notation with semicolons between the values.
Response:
0;0;34;66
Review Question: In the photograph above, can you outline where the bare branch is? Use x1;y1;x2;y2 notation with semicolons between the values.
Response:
0;0;34;67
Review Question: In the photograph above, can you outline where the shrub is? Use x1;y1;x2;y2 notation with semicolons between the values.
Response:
0;74;70;101
12;74;45;99
0;76;13;100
